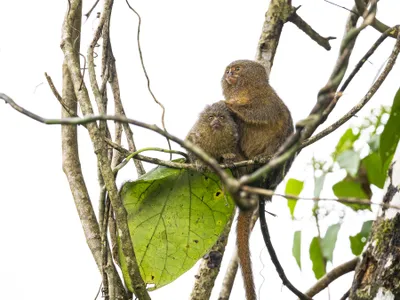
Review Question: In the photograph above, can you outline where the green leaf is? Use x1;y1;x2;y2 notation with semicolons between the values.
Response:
292;231;302;270
321;224;341;262
368;134;380;153
349;220;373;255
336;150;360;177
380;88;400;168
314;173;326;198
309;237;326;279
332;180;370;211
285;178;304;218
333;128;359;160
119;166;235;291
362;153;386;189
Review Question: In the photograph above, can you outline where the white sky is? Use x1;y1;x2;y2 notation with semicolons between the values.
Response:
0;0;399;299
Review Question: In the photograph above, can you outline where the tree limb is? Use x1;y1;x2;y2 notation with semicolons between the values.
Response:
302;257;359;298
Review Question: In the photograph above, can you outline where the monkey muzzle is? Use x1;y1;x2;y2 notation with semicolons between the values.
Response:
225;72;238;85
210;119;222;131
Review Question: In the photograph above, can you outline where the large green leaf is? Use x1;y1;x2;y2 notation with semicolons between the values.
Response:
349;220;373;255
119;166;235;291
292;231;302;270
333;128;359;160
309;237;326;279
321;223;341;262
285;178;304;218
361;153;386;189
336;150;360;177
332;180;370;211
380;88;400;168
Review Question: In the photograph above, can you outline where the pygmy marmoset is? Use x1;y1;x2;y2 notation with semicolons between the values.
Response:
222;59;294;300
185;101;244;167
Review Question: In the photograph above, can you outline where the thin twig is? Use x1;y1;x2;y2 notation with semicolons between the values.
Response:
125;0;172;158
339;289;350;300
113;147;188;173
242;186;400;210
323;0;359;15
85;0;100;19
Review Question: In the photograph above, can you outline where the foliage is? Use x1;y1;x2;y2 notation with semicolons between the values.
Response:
285;178;304;218
119;164;235;291
289;100;398;279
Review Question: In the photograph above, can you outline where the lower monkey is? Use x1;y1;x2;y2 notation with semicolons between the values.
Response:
185;101;243;167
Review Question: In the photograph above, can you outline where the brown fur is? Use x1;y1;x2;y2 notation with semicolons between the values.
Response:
222;60;294;300
185;101;244;166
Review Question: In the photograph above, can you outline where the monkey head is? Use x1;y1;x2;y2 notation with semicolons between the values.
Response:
221;60;268;99
199;102;237;134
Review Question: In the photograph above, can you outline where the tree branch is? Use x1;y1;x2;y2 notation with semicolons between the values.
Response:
288;11;336;51
354;0;397;38
242;186;400;211
302;257;359;298
61;1;150;298
301;25;400;149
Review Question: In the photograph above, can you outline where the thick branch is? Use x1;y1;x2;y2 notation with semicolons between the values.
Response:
59;2;126;299
61;1;150;298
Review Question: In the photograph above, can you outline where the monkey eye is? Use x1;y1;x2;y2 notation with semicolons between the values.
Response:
235;67;240;71
219;116;224;120
208;116;213;120
225;69;229;74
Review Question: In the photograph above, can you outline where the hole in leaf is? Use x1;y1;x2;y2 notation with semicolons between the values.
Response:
216;191;221;197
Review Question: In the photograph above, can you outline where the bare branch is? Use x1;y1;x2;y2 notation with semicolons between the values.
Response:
288;12;336;51
0;93;234;189
61;1;150;298
354;0;397;38
243;186;400;211
113;147;188;174
301;27;400;149
256;0;334;74
302;257;359;298
59;3;126;299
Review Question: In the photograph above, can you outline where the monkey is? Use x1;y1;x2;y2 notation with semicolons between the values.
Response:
221;59;294;300
185;101;244;168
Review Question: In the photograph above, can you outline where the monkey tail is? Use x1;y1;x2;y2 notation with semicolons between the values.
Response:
237;209;256;300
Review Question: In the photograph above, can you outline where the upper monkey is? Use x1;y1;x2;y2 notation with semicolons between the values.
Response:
221;59;294;161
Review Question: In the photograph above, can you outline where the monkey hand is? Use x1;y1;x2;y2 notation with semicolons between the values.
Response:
221;153;237;169
253;154;272;165
193;160;210;173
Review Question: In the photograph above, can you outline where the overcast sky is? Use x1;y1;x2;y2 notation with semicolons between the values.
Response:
0;0;399;299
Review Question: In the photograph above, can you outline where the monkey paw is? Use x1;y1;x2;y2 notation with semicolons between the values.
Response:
253;154;271;165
